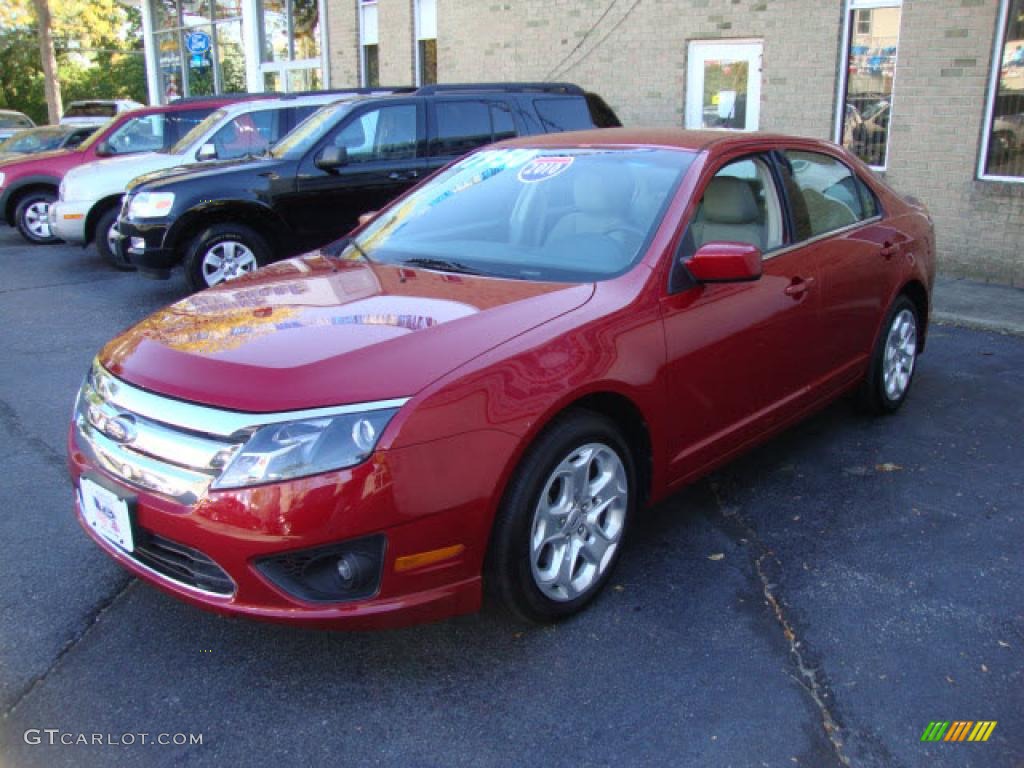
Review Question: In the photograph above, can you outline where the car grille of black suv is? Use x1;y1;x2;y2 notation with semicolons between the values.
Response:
132;531;235;596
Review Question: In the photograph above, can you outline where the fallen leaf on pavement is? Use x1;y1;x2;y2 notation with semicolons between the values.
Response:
708;553;725;561
998;640;1010;648
875;463;903;472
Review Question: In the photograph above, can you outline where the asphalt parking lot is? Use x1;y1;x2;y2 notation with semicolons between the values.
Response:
0;227;1020;768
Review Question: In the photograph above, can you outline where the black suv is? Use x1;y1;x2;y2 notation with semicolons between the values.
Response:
117;83;620;290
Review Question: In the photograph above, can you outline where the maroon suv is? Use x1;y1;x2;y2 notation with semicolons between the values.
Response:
0;95;263;245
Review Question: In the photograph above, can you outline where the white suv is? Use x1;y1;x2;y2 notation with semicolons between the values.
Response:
60;100;144;127
49;93;346;265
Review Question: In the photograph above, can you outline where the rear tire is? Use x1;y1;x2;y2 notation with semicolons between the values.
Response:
183;223;271;292
487;410;635;623
95;207;131;270
14;190;59;244
858;295;920;415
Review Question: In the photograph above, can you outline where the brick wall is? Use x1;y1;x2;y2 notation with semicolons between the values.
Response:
326;0;1023;285
885;0;1024;284
327;0;359;88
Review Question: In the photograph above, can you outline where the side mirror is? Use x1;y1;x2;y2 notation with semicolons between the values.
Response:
357;211;377;227
687;242;762;283
95;140;113;157
315;145;348;172
197;143;217;162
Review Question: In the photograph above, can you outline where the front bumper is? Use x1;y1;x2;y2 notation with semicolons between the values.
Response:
48;200;89;243
66;367;517;629
117;217;176;277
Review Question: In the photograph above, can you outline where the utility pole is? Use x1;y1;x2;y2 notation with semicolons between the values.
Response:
32;0;62;123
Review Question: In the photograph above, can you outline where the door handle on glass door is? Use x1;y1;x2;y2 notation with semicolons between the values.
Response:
784;276;815;298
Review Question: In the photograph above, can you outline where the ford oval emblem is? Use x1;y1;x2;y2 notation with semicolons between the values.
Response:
103;414;137;444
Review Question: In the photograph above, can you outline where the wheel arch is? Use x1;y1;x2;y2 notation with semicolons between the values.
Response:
84;195;123;245
899;279;929;353
167;202;289;256
4;177;61;225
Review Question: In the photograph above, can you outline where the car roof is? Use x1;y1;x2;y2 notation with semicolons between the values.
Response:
497;127;834;153
214;92;355;115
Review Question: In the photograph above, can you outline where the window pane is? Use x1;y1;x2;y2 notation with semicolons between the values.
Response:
209;111;278;159
491;103;516;141
292;0;320;59
217;19;247;92
534;97;592;131
364;45;379;87
332;105;417;163
419;38;437;85
434;101;491;155
691;157;783;251
700;58;749;129
842;5;901;167
984;0;1024;178
783;151;865;238
105;115;167;154
262;0;289;63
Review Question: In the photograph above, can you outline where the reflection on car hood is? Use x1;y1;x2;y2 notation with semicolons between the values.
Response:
129;157;283;193
100;254;595;412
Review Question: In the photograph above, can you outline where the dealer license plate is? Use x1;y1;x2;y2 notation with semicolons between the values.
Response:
79;477;134;552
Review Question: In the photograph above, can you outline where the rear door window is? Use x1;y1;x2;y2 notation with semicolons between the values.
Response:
433;100;493;155
533;97;592;131
781;150;875;240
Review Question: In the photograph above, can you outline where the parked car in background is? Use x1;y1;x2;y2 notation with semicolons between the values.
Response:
1;95;259;245
0;125;98;161
119;82;621;290
0;110;36;141
70;129;935;629
60;99;144;127
50;92;361;266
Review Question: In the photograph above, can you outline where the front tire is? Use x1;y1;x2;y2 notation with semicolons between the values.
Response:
14;191;59;244
859;295;920;414
487;410;635;623
95;207;131;269
183;223;270;292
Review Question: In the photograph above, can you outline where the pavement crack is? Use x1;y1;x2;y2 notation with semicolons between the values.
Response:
0;275;122;296
707;479;852;768
0;396;66;471
2;577;134;720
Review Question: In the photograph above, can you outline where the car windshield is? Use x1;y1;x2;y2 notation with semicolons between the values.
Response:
269;102;346;159
340;147;694;282
103;114;168;154
166;108;228;154
64;103;116;118
0;114;32;128
0;128;67;153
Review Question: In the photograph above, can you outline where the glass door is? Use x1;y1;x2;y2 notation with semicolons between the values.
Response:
685;40;763;131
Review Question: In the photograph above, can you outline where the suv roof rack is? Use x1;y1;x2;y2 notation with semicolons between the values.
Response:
413;82;583;96
276;86;417;100
167;93;272;105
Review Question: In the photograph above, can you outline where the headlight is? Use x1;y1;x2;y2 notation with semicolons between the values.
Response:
58;177;65;199
127;191;175;219
0;172;6;188
211;408;399;490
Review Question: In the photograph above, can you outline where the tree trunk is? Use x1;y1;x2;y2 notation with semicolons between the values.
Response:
32;0;62;124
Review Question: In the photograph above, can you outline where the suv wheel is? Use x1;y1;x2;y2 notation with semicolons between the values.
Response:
14;191;60;244
184;223;270;292
95;207;131;269
487;410;634;623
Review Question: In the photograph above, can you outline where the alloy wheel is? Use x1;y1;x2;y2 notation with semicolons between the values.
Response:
23;201;52;239
882;308;917;401
202;240;257;286
530;442;628;602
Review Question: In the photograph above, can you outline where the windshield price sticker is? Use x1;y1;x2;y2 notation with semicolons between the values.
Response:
517;156;574;183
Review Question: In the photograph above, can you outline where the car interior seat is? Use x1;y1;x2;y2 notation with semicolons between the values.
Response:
692;176;764;249
545;167;636;244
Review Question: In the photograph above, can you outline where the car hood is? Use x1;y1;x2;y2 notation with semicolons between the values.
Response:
64;151;177;196
99;254;595;412
128;156;282;192
0;147;71;169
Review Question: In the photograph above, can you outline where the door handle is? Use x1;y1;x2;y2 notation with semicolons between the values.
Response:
784;276;815;298
880;241;898;259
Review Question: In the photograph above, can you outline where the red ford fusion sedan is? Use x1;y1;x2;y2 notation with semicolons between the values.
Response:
68;128;935;628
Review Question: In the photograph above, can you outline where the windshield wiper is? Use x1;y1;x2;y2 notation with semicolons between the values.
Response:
325;235;370;261
399;257;483;275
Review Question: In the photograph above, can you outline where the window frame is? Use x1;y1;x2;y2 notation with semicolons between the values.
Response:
977;0;1024;183
834;0;903;172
